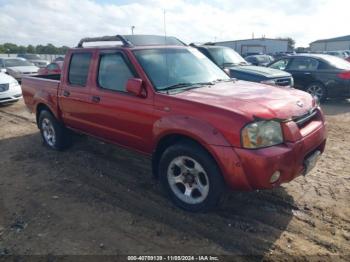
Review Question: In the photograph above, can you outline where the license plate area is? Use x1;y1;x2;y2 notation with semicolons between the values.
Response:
303;150;321;175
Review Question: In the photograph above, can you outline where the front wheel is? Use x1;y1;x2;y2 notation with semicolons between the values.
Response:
38;110;71;150
306;83;327;102
159;142;225;212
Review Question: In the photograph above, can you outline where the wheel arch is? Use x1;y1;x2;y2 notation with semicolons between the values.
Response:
306;81;328;99
36;103;55;128
152;133;223;179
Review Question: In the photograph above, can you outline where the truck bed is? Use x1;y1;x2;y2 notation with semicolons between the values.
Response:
21;75;60;116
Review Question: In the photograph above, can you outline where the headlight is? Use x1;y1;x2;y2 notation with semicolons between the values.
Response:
241;120;283;149
260;79;276;86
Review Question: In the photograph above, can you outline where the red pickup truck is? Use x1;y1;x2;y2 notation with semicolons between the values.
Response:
22;35;327;212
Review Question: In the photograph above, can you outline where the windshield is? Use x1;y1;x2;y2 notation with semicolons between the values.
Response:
4;59;34;67
323;55;350;70
134;48;230;91
207;47;247;67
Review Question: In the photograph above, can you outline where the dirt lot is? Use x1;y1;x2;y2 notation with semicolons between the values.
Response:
0;100;349;261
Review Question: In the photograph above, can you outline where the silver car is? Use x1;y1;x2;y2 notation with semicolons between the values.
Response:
17;54;49;68
0;58;39;82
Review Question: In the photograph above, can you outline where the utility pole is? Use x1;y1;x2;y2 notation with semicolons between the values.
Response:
163;9;167;37
131;26;135;35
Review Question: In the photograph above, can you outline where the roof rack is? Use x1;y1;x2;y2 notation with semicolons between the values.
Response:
77;35;133;48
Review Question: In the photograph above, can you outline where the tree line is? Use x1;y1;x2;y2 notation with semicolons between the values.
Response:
0;43;69;55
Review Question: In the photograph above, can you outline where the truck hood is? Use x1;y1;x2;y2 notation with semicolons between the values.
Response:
228;65;290;78
173;80;314;120
7;66;39;73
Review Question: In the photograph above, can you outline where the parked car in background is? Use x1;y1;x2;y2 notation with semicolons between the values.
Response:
38;61;63;75
343;51;350;62
17;54;49;68
53;56;65;62
268;54;350;101
21;34;326;212
0;72;22;104
193;44;293;87
245;54;274;66
0;58;39;82
324;51;348;59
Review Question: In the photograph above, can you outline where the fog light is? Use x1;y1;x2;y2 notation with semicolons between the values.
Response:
270;171;281;183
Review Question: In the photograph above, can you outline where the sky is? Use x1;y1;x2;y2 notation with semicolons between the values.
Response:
0;0;349;47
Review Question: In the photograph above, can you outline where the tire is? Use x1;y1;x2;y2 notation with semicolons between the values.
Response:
306;82;327;102
38;110;71;150
159;141;225;212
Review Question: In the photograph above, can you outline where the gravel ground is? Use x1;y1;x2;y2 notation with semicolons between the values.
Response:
0;99;349;261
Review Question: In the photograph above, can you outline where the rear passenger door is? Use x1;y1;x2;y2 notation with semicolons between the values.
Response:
286;57;318;90
88;50;154;153
59;51;95;132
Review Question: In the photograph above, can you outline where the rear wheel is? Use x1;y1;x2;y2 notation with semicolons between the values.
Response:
306;82;327;102
38;110;71;150
159;142;224;212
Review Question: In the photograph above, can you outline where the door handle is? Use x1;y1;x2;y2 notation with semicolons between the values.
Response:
92;96;101;103
63;90;70;97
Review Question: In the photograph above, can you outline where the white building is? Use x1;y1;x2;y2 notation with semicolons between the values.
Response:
213;38;289;56
310;35;350;52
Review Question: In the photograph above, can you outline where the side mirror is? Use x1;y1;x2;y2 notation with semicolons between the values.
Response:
126;78;146;97
0;68;6;73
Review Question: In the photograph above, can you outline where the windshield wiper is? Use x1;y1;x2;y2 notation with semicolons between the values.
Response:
160;82;214;92
212;78;233;83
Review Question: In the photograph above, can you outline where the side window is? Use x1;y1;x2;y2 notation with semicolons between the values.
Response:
98;53;134;92
318;61;332;70
288;58;319;71
270;59;289;70
68;53;92;86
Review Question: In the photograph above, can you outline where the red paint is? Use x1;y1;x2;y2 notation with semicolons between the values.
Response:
21;45;327;191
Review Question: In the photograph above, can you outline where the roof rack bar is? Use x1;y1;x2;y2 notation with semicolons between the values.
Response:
77;35;133;48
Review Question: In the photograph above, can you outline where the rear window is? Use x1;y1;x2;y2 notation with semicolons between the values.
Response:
68;53;92;86
323;55;350;70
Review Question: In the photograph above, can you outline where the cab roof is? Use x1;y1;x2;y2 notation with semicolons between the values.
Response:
77;34;186;48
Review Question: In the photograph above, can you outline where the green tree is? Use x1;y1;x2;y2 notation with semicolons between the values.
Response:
18;45;27;54
278;37;296;51
3;43;19;53
27;45;36;53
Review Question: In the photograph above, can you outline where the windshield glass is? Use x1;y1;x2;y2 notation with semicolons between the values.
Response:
207;47;247;67
4;59;34;67
323;55;350;70
134;48;230;90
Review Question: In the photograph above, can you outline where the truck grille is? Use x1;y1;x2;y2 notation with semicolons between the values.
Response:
275;77;292;87
293;108;318;128
0;83;9;92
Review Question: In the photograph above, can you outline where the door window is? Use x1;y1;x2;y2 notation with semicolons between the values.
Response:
68;53;92;86
288;57;319;71
269;59;290;70
98;53;134;92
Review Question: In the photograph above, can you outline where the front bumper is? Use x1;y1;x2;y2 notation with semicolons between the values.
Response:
212;110;327;191
0;84;22;103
